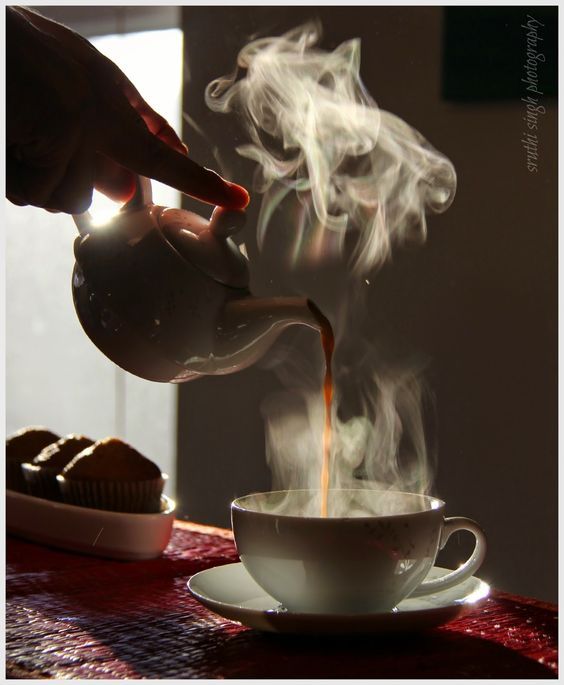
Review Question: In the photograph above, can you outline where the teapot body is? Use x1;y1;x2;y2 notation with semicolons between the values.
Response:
71;176;323;383
73;219;249;383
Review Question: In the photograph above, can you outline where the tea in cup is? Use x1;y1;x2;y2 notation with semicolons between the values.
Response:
231;489;486;613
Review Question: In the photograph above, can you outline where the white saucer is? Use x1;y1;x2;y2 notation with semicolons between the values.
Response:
7;489;176;561
188;562;490;634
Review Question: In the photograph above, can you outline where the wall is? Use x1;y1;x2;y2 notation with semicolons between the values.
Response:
177;6;557;603
29;5;180;37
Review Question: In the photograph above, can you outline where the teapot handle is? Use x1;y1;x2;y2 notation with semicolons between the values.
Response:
73;175;153;236
123;175;153;210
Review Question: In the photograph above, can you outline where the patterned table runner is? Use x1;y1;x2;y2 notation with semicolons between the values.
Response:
6;520;558;679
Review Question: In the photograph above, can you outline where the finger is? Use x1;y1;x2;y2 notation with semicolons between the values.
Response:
6;192;27;207
7;155;57;208
8;122;82;209
5;159;28;206
97;62;188;156
71;42;187;157
46;137;95;214
123;83;187;154
96;103;249;209
94;153;136;203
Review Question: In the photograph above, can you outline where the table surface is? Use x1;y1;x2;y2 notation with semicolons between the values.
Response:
6;520;558;679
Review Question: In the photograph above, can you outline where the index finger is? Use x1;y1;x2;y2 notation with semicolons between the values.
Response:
96;102;249;210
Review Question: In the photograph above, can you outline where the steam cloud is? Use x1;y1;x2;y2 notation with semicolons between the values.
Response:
260;341;435;517
206;22;455;514
206;21;456;275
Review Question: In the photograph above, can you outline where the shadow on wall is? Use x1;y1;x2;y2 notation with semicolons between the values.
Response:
176;6;557;603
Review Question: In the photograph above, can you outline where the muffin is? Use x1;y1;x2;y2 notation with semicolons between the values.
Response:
58;437;165;513
6;427;60;492
22;434;94;501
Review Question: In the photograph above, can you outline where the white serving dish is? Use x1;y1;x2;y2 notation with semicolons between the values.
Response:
6;489;176;561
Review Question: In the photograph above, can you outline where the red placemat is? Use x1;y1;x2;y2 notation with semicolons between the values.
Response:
6;520;558;679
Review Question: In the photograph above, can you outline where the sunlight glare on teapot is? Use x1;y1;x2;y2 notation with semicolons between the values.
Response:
88;190;122;227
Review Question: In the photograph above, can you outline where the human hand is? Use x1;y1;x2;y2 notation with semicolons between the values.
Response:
6;7;249;214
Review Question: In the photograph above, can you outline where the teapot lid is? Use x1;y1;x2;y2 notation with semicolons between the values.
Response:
156;205;250;290
75;176;251;290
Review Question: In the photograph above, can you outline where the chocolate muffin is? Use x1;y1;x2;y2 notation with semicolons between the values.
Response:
22;434;94;500
6;427;60;492
58;437;165;513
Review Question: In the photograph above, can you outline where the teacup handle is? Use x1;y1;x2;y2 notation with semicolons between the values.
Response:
410;517;487;597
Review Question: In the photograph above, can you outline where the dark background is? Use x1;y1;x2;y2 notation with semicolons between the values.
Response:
442;6;557;101
31;5;557;603
177;6;557;603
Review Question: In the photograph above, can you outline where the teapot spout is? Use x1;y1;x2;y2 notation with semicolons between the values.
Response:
223;296;322;331
213;296;324;374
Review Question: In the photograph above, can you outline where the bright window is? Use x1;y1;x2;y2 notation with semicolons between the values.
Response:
6;29;183;495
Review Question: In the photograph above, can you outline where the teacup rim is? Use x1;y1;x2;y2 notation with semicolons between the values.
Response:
231;488;445;520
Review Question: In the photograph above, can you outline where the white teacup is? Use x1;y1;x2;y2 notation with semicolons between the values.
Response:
231;489;486;613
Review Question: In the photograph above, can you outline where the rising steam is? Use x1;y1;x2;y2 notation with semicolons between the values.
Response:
206;21;456;275
206;21;454;514
260;340;435;517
